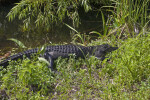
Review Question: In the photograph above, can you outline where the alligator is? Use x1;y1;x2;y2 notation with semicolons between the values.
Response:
0;44;118;70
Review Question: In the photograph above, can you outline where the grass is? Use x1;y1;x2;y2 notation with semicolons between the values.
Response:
0;34;149;99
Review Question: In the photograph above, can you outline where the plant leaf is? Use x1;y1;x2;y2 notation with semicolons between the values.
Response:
90;31;102;37
64;23;79;33
38;57;50;66
7;38;27;48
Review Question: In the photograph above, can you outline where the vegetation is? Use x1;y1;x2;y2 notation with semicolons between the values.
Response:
0;34;149;99
0;0;150;99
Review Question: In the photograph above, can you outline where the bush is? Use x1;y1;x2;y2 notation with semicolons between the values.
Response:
103;34;150;88
0;58;54;99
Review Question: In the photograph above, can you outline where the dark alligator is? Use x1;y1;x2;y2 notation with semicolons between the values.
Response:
0;44;118;70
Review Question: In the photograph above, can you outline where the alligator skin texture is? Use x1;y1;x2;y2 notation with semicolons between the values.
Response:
0;44;118;70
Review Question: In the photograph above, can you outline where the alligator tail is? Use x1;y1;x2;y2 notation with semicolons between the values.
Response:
0;52;24;70
0;48;38;70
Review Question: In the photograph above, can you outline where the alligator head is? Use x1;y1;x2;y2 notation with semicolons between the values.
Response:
92;44;118;60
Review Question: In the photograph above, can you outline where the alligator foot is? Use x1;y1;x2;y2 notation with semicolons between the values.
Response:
44;52;54;71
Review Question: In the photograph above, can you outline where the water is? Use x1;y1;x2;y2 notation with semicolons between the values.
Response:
0;5;102;54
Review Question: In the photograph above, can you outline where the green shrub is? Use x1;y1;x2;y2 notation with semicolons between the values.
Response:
103;34;150;87
0;58;54;99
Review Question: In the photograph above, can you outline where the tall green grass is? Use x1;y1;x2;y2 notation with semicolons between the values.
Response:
98;0;150;39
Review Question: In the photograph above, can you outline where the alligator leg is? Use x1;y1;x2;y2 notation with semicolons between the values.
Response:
44;52;54;71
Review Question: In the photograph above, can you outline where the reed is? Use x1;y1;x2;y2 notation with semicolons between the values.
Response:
101;0;150;38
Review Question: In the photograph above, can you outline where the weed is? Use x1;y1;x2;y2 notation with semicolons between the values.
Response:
0;58;55;99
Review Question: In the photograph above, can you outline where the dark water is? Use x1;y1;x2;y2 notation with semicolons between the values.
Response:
0;5;102;54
